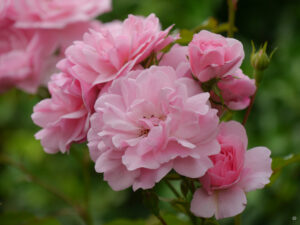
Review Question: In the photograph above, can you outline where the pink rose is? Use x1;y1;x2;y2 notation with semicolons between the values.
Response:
32;72;96;153
215;69;256;110
0;0;8;18
60;14;174;91
0;25;48;93
159;44;191;78
0;0;14;26
38;21;103;86
188;30;244;82
191;121;272;219
0;0;9;25
0;20;101;93
88;66;220;191
10;0;111;29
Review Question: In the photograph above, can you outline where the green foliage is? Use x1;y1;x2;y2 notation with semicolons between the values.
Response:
104;213;191;225
155;213;190;225
177;29;194;45
104;219;145;225
272;154;300;172
180;180;189;198
176;18;237;45
0;212;62;225
269;154;300;185
142;190;160;217
203;218;220;225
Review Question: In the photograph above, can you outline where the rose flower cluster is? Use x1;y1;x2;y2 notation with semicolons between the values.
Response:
0;0;111;93
32;14;272;219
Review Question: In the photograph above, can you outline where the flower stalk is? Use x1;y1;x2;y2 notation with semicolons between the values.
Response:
243;42;276;125
227;0;236;37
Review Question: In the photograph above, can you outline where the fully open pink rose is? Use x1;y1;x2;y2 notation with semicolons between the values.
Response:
10;0;111;29
191;121;272;219
188;30;244;82
32;72;96;153
88;66;220;191
60;14;174;92
215;69;256;110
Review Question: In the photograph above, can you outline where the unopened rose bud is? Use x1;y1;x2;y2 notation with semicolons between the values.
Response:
251;42;271;71
250;41;277;85
251;49;270;71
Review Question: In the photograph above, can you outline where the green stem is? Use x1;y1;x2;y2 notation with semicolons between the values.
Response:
165;180;181;198
242;70;260;125
242;90;257;125
82;151;93;225
227;0;236;37
189;179;196;193
156;214;168;225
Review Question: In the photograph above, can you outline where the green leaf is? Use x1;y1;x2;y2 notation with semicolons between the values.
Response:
272;153;300;172
269;154;300;185
212;23;238;34
162;214;190;225
176;29;194;45
212;85;224;106
193;17;218;33
220;110;234;122
176;18;238;46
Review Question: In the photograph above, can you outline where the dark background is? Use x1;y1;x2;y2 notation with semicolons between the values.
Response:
1;0;300;224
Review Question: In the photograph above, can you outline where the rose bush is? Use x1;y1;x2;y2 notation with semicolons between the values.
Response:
25;2;274;222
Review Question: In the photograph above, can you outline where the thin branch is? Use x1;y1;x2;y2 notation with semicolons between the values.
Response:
165;180;181;198
227;0;236;37
242;90;257;125
82;150;93;225
156;214;168;225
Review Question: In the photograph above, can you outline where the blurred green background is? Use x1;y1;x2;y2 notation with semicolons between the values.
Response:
1;0;300;224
